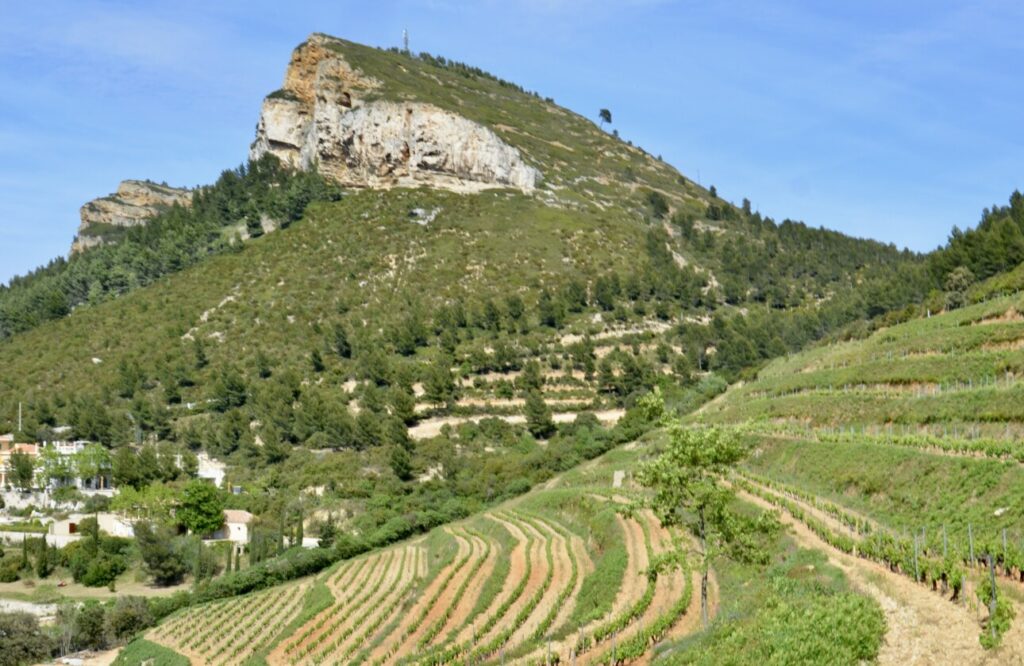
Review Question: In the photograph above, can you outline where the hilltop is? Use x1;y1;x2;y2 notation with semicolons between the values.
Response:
0;34;929;441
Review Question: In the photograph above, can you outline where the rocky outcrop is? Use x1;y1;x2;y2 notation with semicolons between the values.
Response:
250;34;540;193
72;180;191;254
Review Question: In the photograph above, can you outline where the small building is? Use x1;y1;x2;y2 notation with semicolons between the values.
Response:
50;512;135;539
211;509;253;544
0;437;40;488
197;452;227;488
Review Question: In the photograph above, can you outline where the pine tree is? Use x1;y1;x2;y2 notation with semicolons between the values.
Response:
524;390;555;439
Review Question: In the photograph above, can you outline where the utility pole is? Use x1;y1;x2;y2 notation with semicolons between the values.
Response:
18;401;22;433
403;28;409;54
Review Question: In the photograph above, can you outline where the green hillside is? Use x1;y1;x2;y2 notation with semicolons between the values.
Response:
0;36;931;457
698;290;1024;432
692;275;1024;656
4;31;1024;666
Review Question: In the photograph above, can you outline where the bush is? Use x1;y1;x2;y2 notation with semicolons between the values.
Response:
64;534;131;588
73;603;109;651
0;555;21;582
0;612;54;666
106;596;154;643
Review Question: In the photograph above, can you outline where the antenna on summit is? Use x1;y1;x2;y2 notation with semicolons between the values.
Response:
403;28;409;54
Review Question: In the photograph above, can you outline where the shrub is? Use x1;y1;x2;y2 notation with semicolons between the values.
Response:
0;612;54;666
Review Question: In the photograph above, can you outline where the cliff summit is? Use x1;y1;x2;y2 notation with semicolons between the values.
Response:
249;34;541;193
71;180;191;254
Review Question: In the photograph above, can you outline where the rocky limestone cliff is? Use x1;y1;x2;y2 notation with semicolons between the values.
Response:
72;180;191;254
250;34;540;193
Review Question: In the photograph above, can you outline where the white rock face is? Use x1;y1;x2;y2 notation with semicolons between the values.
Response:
72;180;191;254
250;34;540;193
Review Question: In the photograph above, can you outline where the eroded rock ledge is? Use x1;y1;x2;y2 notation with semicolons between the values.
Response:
249;34;540;193
72;180;191;254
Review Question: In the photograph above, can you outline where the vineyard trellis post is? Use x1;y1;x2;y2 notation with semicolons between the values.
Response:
913;534;919;582
1002;529;1008;563
988;554;998;643
943;525;948;559
969;523;975;563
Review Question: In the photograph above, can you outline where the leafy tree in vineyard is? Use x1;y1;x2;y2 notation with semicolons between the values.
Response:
638;391;776;626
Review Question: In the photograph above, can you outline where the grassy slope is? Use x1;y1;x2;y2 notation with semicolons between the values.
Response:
323;35;710;215
698;291;1024;428
697;278;1024;563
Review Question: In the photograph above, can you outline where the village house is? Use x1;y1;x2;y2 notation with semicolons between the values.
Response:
49;511;135;539
48;509;254;545
212;509;253;544
0;434;40;488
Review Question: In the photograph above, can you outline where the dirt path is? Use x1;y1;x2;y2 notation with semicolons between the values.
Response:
408;410;624;439
574;515;654;666
304;549;399;663
473;513;547;650
520;511;642;664
737;488;1008;665
738;474;878;539
635;521;717;665
548;521;593;635
293;550;399;663
487;515;554;650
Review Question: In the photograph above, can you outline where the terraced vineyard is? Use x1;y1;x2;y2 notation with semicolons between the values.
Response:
693;291;1024;660
699;292;1024;433
145;447;701;665
149;582;311;664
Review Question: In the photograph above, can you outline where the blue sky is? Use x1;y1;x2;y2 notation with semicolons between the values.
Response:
2;0;1023;284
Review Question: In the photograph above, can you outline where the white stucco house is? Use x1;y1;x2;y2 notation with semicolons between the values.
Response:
50;512;135;539
211;509;253;544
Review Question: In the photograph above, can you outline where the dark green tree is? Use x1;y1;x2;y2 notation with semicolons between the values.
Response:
134;521;189;586
310;349;325;373
524;390;555;439
332;324;352;358
211;367;247;412
424;355;457;407
389;444;413;481
9;451;35;491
